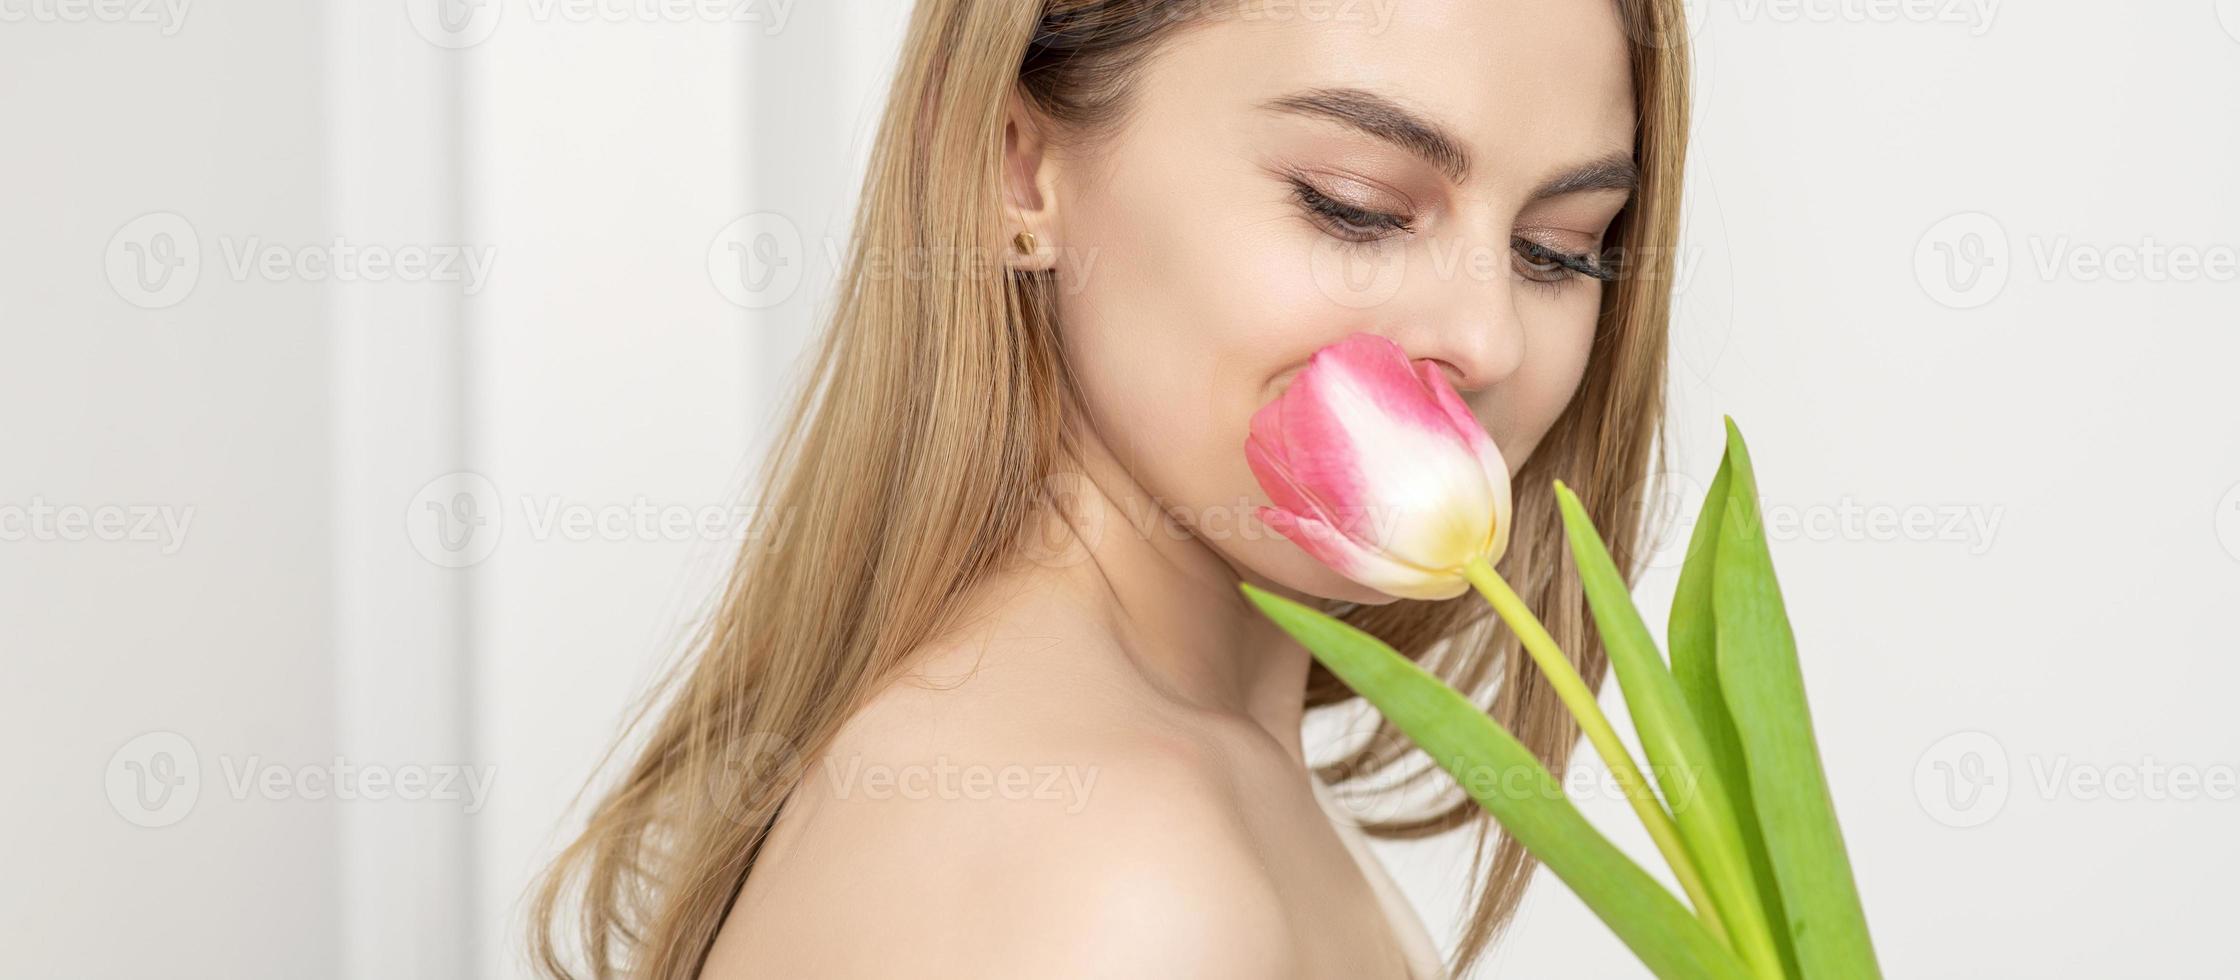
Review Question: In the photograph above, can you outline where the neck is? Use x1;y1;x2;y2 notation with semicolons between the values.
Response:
1032;424;1334;763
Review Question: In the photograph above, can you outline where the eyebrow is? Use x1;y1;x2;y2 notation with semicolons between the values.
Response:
1259;87;1473;184
1256;86;1640;200
1531;153;1641;199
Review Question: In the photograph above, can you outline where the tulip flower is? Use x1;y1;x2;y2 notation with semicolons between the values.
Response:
1241;386;1882;978
1245;332;1739;965
1245;332;1513;601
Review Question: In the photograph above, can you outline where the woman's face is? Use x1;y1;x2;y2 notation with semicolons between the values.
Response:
1026;0;1639;605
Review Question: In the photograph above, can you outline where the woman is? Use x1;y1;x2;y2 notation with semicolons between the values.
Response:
530;0;1690;976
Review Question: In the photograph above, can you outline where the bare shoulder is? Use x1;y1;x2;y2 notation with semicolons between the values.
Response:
705;630;1301;979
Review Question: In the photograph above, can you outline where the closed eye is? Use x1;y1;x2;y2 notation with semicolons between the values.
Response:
1288;177;1413;243
1512;236;1616;285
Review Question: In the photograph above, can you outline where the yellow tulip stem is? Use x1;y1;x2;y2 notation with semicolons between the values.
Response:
1462;556;1731;946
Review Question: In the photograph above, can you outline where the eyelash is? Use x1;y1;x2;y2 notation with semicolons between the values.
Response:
1289;176;1414;240
1287;176;1616;287
1513;235;1619;286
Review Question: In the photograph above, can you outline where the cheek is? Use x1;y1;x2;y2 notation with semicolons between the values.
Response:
1053;142;1360;475
1054;182;1400;602
1052;192;1275;464
1492;290;1603;467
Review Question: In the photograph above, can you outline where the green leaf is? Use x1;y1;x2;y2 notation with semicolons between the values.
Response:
1240;583;1751;980
1671;448;1799;977
1712;417;1882;978
1553;481;1784;980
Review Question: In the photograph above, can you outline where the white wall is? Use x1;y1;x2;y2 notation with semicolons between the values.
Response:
1432;5;2240;978
4;2;2235;978
1;2;340;977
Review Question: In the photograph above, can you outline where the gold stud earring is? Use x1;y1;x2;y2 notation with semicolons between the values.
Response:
1012;230;1038;255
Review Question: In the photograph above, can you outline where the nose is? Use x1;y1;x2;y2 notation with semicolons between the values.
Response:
1388;270;1526;394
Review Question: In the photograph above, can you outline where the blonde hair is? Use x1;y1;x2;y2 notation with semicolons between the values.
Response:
526;1;1691;977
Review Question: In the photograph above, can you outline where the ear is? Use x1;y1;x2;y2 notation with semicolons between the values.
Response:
1000;89;1060;273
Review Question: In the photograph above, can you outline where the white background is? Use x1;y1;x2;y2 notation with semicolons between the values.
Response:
4;1;2237;977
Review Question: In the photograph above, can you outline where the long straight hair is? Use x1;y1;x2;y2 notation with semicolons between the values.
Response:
526;1;1692;976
